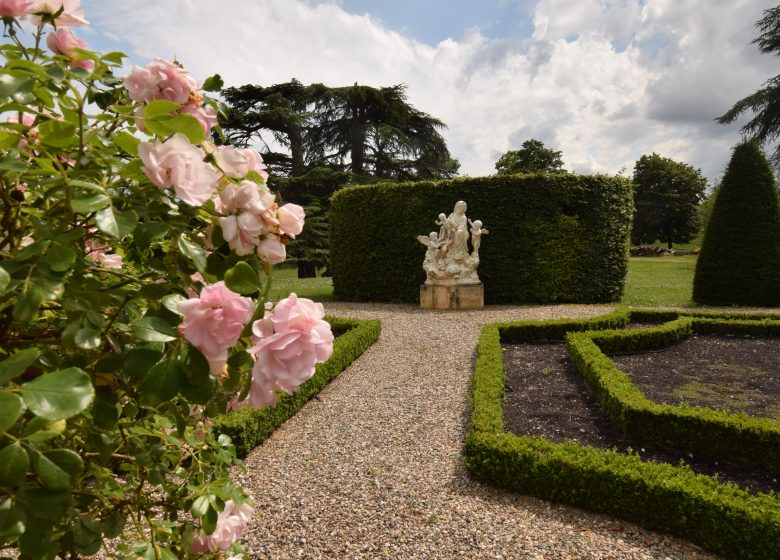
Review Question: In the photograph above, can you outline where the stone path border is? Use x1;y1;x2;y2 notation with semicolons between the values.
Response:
235;303;718;559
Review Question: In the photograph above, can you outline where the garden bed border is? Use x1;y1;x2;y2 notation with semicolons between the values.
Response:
214;316;381;458
464;308;780;560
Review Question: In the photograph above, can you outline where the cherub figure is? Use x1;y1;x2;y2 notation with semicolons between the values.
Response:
469;219;489;253
417;231;444;281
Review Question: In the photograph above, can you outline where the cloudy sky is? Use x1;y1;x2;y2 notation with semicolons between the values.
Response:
76;0;778;183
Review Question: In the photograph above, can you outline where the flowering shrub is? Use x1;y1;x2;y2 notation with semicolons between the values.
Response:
0;2;330;558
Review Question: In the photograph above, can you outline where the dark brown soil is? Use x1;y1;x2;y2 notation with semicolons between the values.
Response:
610;335;780;421
502;342;780;495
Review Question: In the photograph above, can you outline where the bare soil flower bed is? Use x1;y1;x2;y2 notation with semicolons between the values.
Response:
502;341;780;495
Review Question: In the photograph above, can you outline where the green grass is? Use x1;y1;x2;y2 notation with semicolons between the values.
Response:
621;255;697;307
266;267;334;302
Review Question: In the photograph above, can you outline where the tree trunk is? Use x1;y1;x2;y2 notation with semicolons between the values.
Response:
289;127;305;177
297;260;317;278
350;105;364;174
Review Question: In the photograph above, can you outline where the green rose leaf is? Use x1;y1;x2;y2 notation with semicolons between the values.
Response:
21;417;65;444
0;442;29;486
177;234;207;273
74;328;101;350
115;131;140;156
0;498;27;540
18;488;70;522
133;221;168;247
0;266;10;295
20;367;95;421
143;99;181;119
131;317;177;342
162;293;186;315
163;114;206;144
95;205;138;238
45;243;76;272
70;193;110;214
0;347;40;385
38;119;77;148
224;261;260;295
35;449;83;491
201;74;223;92
72;515;102;555
139;360;183;404
0;392;25;434
0;72;33;99
122;347;163;380
191;495;210;517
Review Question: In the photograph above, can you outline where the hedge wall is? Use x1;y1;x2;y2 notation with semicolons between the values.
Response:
330;174;634;304
465;311;780;559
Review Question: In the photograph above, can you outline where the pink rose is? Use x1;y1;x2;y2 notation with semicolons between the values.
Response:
216;181;279;256
178;281;254;373
85;233;122;270
213;146;250;179
219;213;265;256
277;203;305;237
238;294;333;408
242;149;269;183
190;500;254;553
0;0;31;17
256;235;286;264
124;58;197;104
181;102;218;136
46;26;93;69
26;0;87;26
138;133;220;206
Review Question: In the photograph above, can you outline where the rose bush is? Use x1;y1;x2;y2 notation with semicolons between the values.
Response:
0;3;332;558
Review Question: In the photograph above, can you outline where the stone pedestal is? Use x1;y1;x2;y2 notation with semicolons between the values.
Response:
420;283;483;310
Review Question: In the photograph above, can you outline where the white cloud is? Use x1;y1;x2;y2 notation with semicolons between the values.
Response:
83;0;779;182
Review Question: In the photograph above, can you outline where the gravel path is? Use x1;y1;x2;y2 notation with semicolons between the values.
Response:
235;303;719;560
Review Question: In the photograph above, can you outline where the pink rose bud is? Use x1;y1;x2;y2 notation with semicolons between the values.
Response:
26;0;87;26
242;149;269;182
0;0;31;17
277;203;305;237
46;26;93;69
256;235;286;264
138;133;220;207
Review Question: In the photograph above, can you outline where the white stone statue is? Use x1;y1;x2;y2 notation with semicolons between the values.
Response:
417;200;487;285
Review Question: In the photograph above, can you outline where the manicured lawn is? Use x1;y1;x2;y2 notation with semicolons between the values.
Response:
266;267;334;302
621;255;697;307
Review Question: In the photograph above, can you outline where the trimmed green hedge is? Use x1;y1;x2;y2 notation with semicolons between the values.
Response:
330;174;633;304
693;141;780;306
567;318;780;475
213;316;380;458
464;311;780;559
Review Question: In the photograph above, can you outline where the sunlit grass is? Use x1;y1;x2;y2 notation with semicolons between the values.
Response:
265;267;334;303
621;255;697;307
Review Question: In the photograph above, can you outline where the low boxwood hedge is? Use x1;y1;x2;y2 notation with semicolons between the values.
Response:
464;310;780;560
213;316;381;458
568;316;780;474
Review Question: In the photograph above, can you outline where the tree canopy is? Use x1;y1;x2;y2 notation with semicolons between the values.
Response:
219;80;459;276
494;139;565;174
220;80;459;181
631;153;707;248
717;6;780;165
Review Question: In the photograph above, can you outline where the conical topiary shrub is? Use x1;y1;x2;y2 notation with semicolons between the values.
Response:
693;141;780;305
